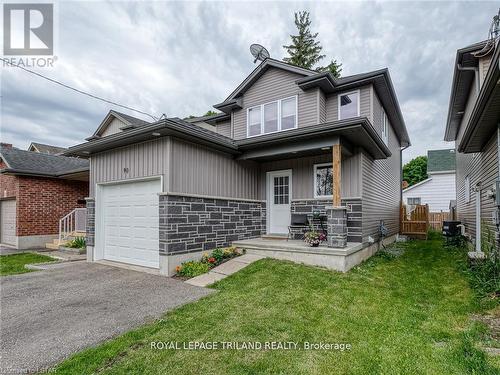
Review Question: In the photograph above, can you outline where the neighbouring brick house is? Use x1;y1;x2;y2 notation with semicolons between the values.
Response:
67;59;410;276
0;144;89;249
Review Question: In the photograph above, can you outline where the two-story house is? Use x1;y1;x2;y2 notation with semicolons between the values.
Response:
67;58;410;275
444;38;500;252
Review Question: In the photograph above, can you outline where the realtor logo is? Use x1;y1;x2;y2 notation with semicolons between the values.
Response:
3;3;53;55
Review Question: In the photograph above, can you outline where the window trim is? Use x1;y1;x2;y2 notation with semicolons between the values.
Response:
313;162;333;199
246;95;298;138
247;105;263;137
338;89;360;120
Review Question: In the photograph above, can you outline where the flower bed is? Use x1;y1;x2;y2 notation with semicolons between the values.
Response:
175;247;242;279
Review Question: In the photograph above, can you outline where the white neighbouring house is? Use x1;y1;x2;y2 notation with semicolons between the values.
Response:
403;149;456;212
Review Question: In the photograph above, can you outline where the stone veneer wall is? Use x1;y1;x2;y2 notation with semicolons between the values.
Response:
291;198;362;242
160;194;266;255
86;198;95;247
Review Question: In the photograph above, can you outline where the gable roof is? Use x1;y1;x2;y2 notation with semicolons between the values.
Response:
28;142;67;155
0;146;89;177
427;149;456;173
66;115;390;160
297;68;410;147
444;40;489;142
402;177;432;193
214;58;316;112
67;117;239;157
213;58;410;147
88;110;151;140
184;112;230;125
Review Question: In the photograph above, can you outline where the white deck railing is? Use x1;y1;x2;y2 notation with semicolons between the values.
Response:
59;208;87;244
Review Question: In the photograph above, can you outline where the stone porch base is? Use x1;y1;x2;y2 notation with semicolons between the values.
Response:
233;234;397;272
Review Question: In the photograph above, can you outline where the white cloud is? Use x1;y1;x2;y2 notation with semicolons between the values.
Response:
1;0;497;165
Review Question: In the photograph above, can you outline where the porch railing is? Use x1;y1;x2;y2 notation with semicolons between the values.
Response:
59;208;87;244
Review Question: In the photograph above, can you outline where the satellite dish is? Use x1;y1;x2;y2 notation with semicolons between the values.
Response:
250;44;270;63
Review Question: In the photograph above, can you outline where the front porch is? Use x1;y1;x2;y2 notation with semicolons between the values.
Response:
233;237;379;272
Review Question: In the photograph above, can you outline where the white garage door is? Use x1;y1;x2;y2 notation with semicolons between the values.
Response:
100;179;160;269
1;200;16;246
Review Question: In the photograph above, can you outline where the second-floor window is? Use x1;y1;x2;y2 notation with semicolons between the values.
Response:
338;90;360;120
247;96;297;137
381;110;389;145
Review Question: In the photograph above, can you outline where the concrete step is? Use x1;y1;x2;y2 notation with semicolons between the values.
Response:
45;242;60;250
261;234;288;240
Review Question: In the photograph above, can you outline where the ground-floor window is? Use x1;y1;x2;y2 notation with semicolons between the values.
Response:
407;197;421;205
314;163;333;198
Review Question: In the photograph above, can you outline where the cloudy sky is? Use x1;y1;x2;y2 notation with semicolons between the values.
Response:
1;1;498;163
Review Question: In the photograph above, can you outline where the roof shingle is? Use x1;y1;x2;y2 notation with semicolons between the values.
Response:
427;149;456;173
0;147;89;177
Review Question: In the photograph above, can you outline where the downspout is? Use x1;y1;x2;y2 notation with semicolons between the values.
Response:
458;63;480;251
400;145;410;203
400;144;410;236
475;183;482;253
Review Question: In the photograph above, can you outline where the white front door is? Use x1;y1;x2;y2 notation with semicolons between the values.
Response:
99;178;160;269
267;170;292;234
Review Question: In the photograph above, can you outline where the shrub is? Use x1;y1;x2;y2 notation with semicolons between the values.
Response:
223;247;238;258
66;236;86;249
211;248;225;262
176;261;210;278
469;225;500;301
176;247;242;278
453;225;500;303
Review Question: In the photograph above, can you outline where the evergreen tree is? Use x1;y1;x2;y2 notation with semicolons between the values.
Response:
283;11;325;69
317;59;343;78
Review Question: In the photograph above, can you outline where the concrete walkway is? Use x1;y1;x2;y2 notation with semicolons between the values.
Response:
34;250;86;262
186;253;264;287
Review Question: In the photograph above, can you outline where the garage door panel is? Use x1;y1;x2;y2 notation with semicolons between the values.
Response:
100;179;160;269
1;200;16;246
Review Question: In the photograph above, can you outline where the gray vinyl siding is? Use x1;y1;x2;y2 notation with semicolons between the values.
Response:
100;118;126;137
89;137;170;196
479;55;492;87
215;120;231;138
456;82;478;143
361;118;401;240
372;89;385;138
318;90;326;123
169;138;260;200
259;152;362;200
232;67;318;139
325;85;372;123
456;130;498;248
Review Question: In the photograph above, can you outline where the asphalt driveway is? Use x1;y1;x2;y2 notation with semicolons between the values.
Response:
0;261;213;373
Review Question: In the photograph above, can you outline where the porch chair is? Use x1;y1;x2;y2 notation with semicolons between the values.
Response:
287;214;309;240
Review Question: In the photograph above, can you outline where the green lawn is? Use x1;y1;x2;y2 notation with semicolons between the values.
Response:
0;252;56;276
55;236;499;374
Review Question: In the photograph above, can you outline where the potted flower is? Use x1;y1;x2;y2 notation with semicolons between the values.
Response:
304;230;326;247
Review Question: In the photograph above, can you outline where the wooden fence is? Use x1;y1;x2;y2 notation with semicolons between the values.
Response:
400;204;429;239
400;204;452;238
428;211;451;231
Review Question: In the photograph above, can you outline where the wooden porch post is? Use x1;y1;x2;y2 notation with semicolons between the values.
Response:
332;144;341;207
